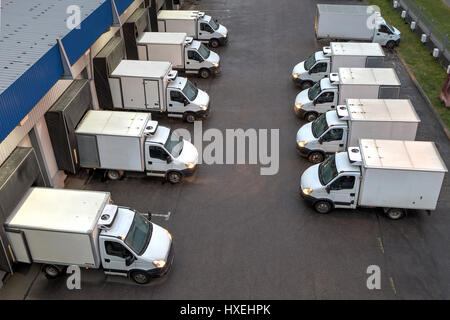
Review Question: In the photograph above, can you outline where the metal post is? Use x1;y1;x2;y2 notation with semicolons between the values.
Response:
429;19;434;37
443;34;448;52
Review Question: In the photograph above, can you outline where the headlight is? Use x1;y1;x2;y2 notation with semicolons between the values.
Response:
302;188;313;196
297;141;307;148
166;230;173;241
200;105;208;111
186;162;196;169
295;103;303;110
222;33;227;38
292;73;300;79
212;62;219;68
153;260;166;268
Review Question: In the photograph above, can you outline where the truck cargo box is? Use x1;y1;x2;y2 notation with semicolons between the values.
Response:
342;99;419;146
4;188;111;267
157;10;199;37
330;42;385;72
75;111;151;171
357;139;447;210
137;32;186;68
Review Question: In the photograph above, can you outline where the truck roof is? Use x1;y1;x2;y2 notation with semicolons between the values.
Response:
317;4;371;16
110;60;171;79
5;188;110;234
75;110;151;137
360;139;448;172
346;99;420;122
339;68;401;86
158;10;201;20
137;32;187;45
330;42;384;57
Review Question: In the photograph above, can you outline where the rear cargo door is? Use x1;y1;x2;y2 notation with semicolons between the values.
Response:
144;80;161;110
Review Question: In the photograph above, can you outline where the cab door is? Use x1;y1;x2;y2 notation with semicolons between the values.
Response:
373;24;393;46
100;239;136;275
167;89;187;114
314;91;336;113
186;50;204;71
320;128;345;153
309;62;329;82
199;22;213;40
145;143;170;176
328;175;359;209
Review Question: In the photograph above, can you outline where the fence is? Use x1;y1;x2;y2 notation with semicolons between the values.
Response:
392;0;450;70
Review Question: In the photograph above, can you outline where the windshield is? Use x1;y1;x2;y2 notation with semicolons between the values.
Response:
198;43;211;59
385;23;395;33
165;130;184;157
308;82;321;100
304;53;316;71
209;18;219;30
311;114;329;138
182;80;199;101
125;213;153;255
318;155;338;186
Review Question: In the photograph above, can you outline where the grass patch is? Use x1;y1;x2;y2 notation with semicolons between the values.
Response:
367;0;450;129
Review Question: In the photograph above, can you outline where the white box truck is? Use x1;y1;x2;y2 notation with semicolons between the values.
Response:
296;99;420;163
294;67;401;122
157;10;228;48
300;139;447;219
75;110;199;184
4;187;174;284
292;42;385;89
137;32;220;79
108;60;210;123
315;4;401;49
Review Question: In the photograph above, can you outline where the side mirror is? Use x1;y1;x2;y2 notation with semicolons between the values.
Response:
308;69;313;75
313;99;317;106
326;185;331;194
184;99;189;106
166;155;173;163
147;212;152;220
318;137;323;144
125;255;136;266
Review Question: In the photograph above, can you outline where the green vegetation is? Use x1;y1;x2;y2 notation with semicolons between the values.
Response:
367;0;450;129
412;0;450;34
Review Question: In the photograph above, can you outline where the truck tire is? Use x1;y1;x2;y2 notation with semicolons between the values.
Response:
209;38;220;48
130;270;151;284
386;208;406;220
199;68;211;79
300;81;314;90
43;264;62;279
305;112;319;122
184;112;196;123
308;151;325;164
167;171;182;184
314;200;332;214
107;170;123;180
385;41;396;50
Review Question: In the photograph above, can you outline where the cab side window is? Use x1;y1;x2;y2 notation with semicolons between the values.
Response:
200;23;213;33
379;25;392;34
149;146;169;160
105;241;131;258
330;176;355;190
317;91;334;103
170;90;185;103
188;50;203;62
311;62;327;73
323;128;343;141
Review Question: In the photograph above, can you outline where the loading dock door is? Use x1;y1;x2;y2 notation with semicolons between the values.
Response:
123;8;150;60
0;147;45;273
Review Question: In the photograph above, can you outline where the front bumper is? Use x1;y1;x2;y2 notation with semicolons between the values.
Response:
292;75;303;85
181;164;198;177
219;35;228;45
396;38;401;46
195;104;211;119
294;106;307;118
211;65;221;75
300;187;318;204
297;145;312;157
147;244;174;278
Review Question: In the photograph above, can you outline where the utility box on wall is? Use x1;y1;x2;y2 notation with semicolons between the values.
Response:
45;80;93;174
123;8;150;60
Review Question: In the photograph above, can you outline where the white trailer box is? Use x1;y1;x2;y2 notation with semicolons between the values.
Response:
330;42;385;72
137;32;187;68
357;139;448;210
335;68;401;104
157;10;199;37
75;110;151;171
5;188;110;267
343;99;420;146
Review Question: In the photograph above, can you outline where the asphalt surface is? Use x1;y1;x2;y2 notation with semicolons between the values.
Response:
1;0;449;299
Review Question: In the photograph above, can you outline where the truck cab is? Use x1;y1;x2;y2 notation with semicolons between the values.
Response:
373;16;401;49
300;152;360;214
292;47;331;89
185;38;220;78
296;111;347;163
197;13;228;47
167;76;210;122
294;76;338;122
144;121;199;184
98;205;173;284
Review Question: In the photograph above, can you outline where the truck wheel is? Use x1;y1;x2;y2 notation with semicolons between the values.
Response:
386;41;396;50
199;68;211;79
209;39;220;48
184;113;196;123
43;264;61;279
300;81;314;90
308;151;325;164
130;271;151;284
314;200;332;214
386;208;406;220
107;170;122;180
305;112;318;122
167;171;182;184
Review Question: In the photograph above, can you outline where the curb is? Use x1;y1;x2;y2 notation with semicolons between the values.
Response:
395;49;450;141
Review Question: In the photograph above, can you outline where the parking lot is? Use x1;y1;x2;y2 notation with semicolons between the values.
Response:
1;0;449;299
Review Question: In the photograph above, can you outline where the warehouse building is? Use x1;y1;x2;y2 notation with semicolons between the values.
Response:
0;0;179;284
